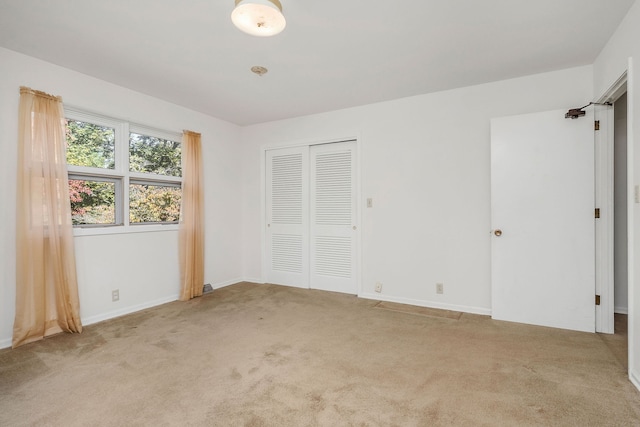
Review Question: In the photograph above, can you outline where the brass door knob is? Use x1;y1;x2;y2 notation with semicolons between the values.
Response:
494;229;502;237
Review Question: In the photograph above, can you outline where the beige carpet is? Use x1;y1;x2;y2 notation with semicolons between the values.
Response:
1;282;639;426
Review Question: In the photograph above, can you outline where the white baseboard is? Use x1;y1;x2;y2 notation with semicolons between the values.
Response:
211;277;245;289
630;370;640;393
1;295;181;350
358;292;492;316
84;277;250;326
0;277;250;350
615;306;629;315
233;283;492;316
82;293;180;326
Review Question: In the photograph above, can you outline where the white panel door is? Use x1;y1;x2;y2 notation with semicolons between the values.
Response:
491;109;595;332
310;142;357;294
266;146;309;288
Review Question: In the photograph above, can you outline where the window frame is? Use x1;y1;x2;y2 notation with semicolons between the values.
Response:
65;107;182;236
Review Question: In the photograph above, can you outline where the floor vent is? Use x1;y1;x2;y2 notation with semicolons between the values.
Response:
203;283;213;294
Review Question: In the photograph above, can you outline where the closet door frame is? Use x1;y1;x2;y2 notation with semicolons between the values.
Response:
260;135;362;295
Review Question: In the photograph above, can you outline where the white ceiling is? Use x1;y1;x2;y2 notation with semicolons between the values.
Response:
0;0;635;125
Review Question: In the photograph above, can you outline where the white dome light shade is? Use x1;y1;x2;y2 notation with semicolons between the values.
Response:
231;0;286;37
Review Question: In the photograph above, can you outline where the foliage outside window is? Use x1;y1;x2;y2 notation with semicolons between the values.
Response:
66;121;115;169
129;182;181;223
65;109;182;228
69;177;116;225
129;133;181;177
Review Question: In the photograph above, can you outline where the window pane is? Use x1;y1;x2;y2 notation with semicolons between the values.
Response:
69;179;116;225
66;120;115;169
129;133;181;177
129;183;181;223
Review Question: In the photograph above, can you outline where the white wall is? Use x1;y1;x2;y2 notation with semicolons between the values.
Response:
241;66;594;314
593;0;640;390
0;48;244;348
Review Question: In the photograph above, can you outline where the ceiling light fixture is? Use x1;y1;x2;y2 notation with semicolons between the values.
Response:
231;0;286;37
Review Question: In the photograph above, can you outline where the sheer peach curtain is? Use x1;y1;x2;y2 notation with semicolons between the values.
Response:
179;130;205;301
13;87;82;348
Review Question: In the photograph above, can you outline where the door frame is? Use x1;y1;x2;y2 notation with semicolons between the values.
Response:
260;134;362;295
594;59;638;391
595;71;628;334
599;57;640;390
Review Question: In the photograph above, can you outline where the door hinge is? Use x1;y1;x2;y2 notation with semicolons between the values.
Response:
595;295;601;306
595;120;600;131
595;208;600;218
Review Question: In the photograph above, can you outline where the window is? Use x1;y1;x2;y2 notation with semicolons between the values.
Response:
129;132;181;176
65;109;182;230
66;120;115;169
129;182;181;223
68;176;117;225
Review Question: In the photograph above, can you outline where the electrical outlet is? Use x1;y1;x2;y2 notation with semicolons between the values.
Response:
375;282;382;293
436;283;444;294
112;289;120;302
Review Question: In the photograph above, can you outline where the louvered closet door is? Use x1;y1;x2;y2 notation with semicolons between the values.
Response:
310;141;357;294
266;146;309;288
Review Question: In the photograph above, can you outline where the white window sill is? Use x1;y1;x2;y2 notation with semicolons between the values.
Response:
73;223;179;237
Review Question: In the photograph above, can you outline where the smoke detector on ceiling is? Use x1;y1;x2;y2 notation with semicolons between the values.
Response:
251;66;269;76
